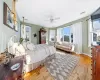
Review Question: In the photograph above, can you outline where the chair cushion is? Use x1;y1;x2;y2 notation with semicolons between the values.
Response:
56;42;73;51
62;42;70;47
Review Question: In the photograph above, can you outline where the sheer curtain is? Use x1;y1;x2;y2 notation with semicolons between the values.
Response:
49;30;56;42
57;28;63;42
71;22;82;53
88;19;93;47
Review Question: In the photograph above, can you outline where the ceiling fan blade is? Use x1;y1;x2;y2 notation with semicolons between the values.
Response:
44;20;50;21
54;17;60;20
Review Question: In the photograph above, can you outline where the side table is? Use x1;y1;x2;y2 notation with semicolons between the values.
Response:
0;57;23;80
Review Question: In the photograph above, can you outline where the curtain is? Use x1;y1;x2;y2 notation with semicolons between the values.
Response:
88;19;93;47
57;28;63;42
49;30;56;41
71;22;82;53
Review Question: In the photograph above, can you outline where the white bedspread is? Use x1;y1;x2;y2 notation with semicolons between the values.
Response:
25;44;56;64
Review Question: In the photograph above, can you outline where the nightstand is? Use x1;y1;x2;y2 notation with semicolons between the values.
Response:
0;56;23;80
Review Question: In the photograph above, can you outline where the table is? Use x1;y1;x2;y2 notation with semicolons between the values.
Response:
0;57;23;80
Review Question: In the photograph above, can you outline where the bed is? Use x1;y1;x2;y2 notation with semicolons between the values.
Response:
23;43;56;72
8;36;56;72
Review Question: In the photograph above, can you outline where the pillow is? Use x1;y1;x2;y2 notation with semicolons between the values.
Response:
12;43;18;54
14;44;26;56
59;41;62;45
27;43;35;51
62;42;69;46
22;42;27;50
56;42;60;45
17;44;25;53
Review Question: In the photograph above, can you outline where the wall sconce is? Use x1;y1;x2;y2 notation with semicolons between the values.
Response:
33;33;37;37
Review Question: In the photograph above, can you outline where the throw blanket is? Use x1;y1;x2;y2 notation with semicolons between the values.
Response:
25;44;56;64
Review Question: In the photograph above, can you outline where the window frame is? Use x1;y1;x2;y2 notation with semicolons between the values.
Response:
63;26;71;42
57;26;71;43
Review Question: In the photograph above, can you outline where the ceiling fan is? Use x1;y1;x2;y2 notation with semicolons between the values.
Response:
45;15;60;23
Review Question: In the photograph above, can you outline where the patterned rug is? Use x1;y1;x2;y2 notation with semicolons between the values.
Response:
45;53;79;80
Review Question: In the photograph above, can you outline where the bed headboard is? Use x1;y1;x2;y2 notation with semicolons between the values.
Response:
8;35;18;53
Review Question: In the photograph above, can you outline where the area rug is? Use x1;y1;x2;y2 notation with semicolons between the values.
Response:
44;53;79;80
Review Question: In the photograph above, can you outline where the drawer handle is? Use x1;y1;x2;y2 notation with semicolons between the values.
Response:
94;61;96;67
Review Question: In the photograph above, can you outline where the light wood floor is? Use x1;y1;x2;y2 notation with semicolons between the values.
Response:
24;51;92;80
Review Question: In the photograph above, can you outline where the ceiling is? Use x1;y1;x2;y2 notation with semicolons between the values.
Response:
16;0;100;27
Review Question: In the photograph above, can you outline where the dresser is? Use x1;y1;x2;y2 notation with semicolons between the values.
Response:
39;30;46;44
92;46;100;80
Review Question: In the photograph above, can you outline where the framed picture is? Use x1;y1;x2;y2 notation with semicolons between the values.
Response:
3;2;14;29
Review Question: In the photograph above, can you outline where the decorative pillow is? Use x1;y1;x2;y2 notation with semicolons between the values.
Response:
17;44;25;53
62;42;69;46
56;42;61;45
59;41;62;45
27;43;36;51
32;44;36;49
14;44;26;56
22;42;27;50
12;43;18;54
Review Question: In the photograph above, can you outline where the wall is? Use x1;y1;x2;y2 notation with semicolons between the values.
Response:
21;22;49;44
82;20;89;54
71;22;83;53
0;0;20;53
31;25;41;44
50;16;91;54
21;22;43;44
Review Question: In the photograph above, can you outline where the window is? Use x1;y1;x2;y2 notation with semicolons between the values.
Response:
21;25;31;42
57;27;71;42
57;22;82;53
93;19;100;31
88;19;100;46
63;27;71;42
49;30;55;41
91;19;100;45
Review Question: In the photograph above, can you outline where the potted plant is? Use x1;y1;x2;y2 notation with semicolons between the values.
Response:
19;38;23;44
40;27;46;32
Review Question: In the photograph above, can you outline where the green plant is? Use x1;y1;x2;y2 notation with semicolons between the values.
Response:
19;38;23;44
40;27;46;32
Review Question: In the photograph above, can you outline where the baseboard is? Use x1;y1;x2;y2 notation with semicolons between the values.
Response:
82;53;92;57
74;51;92;57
